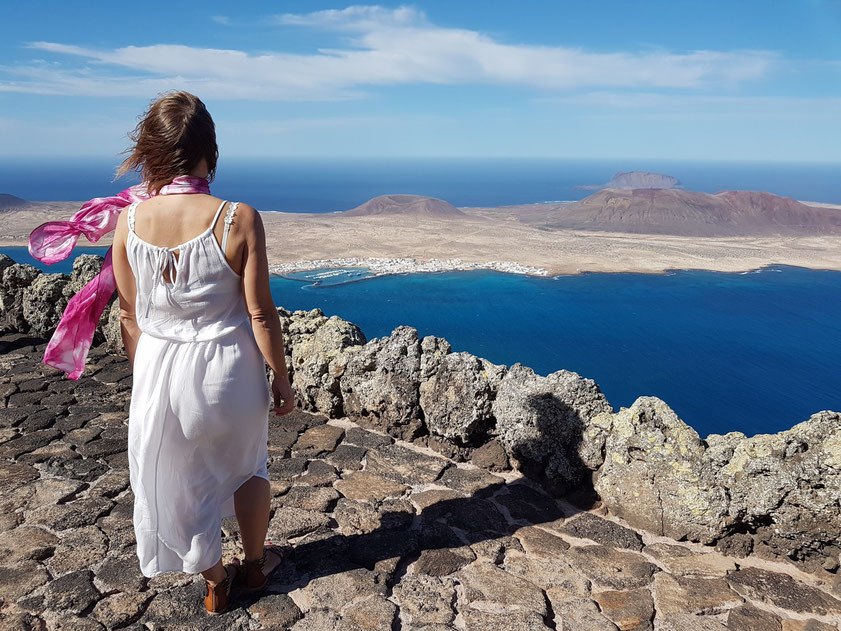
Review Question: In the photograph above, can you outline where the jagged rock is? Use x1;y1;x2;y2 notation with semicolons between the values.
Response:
290;314;366;416
1;263;41;332
717;410;841;566
419;351;505;445
337;326;425;440
492;363;612;493
22;273;69;337
102;300;123;354
595;397;727;544
0;254;15;278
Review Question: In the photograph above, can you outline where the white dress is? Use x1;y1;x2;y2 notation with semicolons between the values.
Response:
125;199;271;578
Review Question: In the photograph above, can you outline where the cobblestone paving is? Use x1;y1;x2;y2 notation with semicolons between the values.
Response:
0;332;839;630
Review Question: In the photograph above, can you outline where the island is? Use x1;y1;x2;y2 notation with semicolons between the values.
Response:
2;187;841;278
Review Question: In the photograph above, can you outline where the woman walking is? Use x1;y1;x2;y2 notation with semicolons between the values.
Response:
108;91;295;614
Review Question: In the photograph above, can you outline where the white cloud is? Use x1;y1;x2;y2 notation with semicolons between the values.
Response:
211;16;230;25
1;5;777;101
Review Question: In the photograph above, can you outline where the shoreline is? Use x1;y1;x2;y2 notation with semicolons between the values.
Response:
3;241;841;279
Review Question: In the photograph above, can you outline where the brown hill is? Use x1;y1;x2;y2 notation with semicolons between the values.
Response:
516;188;841;236
0;194;28;212
345;194;465;218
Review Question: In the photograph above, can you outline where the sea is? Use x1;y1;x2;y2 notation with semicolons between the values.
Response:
2;158;840;438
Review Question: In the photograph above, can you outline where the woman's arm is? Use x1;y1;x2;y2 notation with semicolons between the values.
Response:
111;208;142;368
238;204;295;414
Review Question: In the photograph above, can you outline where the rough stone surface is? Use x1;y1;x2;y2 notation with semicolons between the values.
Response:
726;603;783;631
338;325;426;440
593;588;654;631
595;397;728;544
492;362;613;493
419;351;505;444
559;512;643;551
726;567;841;616
290;315;366;416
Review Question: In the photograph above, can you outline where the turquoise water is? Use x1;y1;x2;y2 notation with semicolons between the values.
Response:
4;245;839;438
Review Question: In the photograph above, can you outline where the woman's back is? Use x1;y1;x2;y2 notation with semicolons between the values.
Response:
126;195;251;342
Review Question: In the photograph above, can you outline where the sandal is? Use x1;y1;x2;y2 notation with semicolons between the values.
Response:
204;560;240;615
237;543;285;591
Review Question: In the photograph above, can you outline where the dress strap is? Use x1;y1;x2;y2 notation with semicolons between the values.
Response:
209;199;228;232
221;202;239;255
127;201;139;233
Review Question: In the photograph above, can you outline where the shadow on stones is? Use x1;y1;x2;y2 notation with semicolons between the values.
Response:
232;392;599;610
0;334;48;354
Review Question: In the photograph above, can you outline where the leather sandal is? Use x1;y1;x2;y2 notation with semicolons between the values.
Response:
204;560;240;615
237;543;285;591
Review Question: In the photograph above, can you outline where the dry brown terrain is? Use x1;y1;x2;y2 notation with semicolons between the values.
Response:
2;201;841;276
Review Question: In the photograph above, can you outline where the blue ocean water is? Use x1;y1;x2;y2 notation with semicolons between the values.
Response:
4;245;839;439
1;158;839;211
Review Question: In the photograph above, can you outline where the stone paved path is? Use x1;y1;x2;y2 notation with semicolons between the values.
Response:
1;332;840;630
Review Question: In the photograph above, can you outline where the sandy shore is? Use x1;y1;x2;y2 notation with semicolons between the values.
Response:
3;203;841;277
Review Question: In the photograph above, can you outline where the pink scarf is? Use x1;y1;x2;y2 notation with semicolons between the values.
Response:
27;175;211;380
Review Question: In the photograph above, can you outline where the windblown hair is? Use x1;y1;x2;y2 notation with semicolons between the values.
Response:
117;91;218;195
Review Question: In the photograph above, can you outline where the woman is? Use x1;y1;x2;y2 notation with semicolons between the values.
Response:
109;91;295;615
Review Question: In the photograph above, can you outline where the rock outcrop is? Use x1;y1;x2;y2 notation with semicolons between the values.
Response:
2;330;841;630
2;253;840;581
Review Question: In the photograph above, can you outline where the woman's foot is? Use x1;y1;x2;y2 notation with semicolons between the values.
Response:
204;559;240;615
238;543;285;591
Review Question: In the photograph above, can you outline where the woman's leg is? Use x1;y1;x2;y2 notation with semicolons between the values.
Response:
234;475;271;561
201;558;227;584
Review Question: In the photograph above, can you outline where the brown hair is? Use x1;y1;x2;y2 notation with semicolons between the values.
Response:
117;91;218;195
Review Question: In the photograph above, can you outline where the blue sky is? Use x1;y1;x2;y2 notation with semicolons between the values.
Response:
1;1;840;162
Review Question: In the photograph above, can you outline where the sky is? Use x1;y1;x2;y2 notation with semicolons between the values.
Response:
1;1;840;162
